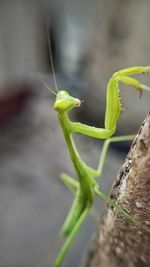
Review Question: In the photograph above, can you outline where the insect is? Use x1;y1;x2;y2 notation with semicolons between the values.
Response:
51;66;150;267
28;61;150;267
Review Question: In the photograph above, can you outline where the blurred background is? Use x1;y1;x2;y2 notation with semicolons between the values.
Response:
0;0;150;266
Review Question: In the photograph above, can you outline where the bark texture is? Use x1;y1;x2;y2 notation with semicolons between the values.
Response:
83;113;150;267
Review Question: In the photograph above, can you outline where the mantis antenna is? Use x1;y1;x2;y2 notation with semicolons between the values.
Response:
48;35;59;92
25;58;57;96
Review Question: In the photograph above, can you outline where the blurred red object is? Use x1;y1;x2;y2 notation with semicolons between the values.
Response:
0;82;33;125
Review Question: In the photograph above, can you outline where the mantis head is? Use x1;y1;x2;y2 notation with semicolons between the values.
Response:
54;90;81;112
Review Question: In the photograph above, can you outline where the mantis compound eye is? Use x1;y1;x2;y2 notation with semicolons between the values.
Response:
74;99;81;108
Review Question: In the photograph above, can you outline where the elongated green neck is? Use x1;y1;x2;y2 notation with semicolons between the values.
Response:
58;112;81;166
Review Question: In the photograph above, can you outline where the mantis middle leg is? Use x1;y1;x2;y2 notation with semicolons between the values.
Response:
84;135;135;177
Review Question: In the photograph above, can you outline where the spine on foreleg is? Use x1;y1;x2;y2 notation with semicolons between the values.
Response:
105;78;121;131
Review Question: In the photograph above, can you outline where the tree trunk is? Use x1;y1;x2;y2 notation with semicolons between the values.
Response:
83;113;150;267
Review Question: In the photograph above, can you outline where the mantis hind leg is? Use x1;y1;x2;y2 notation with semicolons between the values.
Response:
54;206;90;267
94;187;150;234
60;173;98;222
60;173;85;237
61;187;86;237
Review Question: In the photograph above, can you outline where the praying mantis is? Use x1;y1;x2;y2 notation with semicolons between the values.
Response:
30;62;150;267
50;66;150;267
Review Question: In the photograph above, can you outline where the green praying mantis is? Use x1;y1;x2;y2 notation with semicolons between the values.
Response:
30;62;150;267
52;66;150;267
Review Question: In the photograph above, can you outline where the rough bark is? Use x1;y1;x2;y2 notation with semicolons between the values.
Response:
83;113;150;267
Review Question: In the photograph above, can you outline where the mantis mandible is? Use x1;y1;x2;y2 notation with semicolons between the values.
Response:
32;63;150;267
